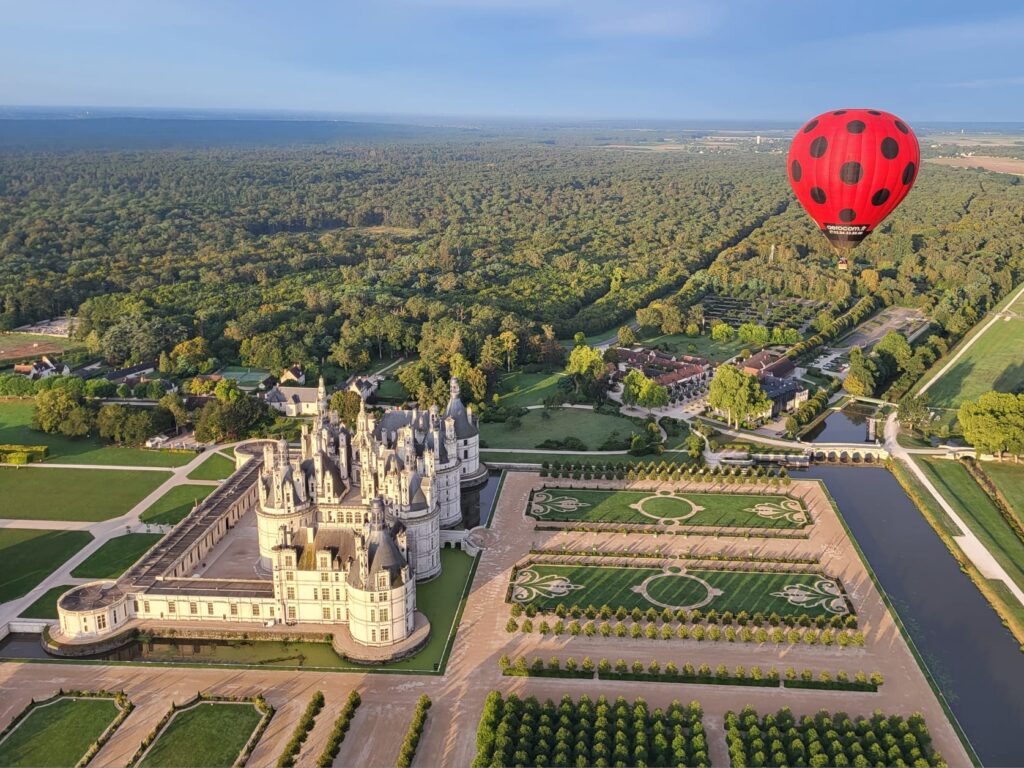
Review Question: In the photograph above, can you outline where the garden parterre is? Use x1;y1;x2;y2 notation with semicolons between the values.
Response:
528;487;810;529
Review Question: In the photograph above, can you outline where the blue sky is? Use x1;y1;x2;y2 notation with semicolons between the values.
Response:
2;0;1023;121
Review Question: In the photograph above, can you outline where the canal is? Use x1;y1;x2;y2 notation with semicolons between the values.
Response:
803;465;1024;767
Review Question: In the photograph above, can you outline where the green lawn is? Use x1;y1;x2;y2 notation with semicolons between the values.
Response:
139;702;263;768
636;331;748;363
0;466;168;521
921;288;1024;412
0;400;194;467
0;529;93;602
915;457;1024;595
495;370;568;408
0;697;120;767
480;450;682;466
187;452;235;480
140;484;215;525
374;377;409;401
71;533;164;579
18;584;77;619
528;488;810;529
480;408;641;450
984;462;1024;520
511;563;853;619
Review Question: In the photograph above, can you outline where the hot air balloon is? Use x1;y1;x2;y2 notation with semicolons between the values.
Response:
788;109;920;257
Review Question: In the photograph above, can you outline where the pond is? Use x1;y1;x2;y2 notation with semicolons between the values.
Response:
802;465;1024;767
461;469;503;528
803;402;878;443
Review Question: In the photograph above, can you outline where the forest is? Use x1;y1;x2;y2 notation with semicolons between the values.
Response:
0;131;1021;409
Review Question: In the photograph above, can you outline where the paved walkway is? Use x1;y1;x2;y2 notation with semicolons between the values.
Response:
884;413;1024;606
0;472;972;767
0;446;237;627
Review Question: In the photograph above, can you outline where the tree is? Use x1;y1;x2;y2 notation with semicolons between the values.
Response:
874;331;913;373
623;369;668;411
159;392;191;432
737;322;770;346
538;325;565;368
565;345;605;394
711;322;736;342
96;404;156;445
707;365;771;429
844;347;877;397
498;330;519;372
170;336;213;375
214;378;242;404
573;331;587;347
959;391;1024;460
897;393;930;433
330;389;364;427
617;325;637;347
33;388;93;436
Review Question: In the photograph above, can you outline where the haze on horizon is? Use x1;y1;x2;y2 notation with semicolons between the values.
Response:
1;0;1023;123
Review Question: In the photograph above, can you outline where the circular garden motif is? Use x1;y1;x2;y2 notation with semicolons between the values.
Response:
631;567;723;610
628;494;705;525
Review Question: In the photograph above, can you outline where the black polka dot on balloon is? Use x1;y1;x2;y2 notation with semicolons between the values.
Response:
871;188;891;206
881;137;899;159
903;161;916;184
833;110;847;115
847;120;866;134
803;119;819;133
839;209;856;222
868;110;881;115
809;136;828;157
810;187;826;204
791;159;802;182
895;120;909;134
839;161;863;184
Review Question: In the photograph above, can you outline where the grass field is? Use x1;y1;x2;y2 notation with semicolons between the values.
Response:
0;332;80;363
495;370;568;408
0;529;93;602
480;408;641;450
374;377;409;401
920;287;1024;414
984;462;1024;519
480;450;688;466
139;702;263;768
71;533;164;579
0;401;194;467
511;563;852;618
635;331;747;363
187;452;235;480
0;466;168;521
0;697;120;767
528;488;810;529
18;584;77;619
915;458;1024;596
140;484;215;525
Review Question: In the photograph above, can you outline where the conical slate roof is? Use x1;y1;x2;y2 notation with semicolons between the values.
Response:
443;377;478;439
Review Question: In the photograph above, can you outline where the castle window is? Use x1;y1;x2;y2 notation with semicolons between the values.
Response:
320;572;329;582
168;603;176;614
334;573;340;582
322;607;331;620
369;593;375;603
371;629;377;642
207;603;214;615
97;615;107;630
230;604;238;616
285;555;293;567
287;587;295;600
190;602;198;615
143;601;150;613
269;606;275;616
378;591;387;601
335;589;341;601
252;604;260;616
286;572;294;581
336;608;343;620
133;600;139;613
381;628;389;641
370;609;376;622
320;556;329;569
288;606;296;620
380;608;389;622
321;588;330;600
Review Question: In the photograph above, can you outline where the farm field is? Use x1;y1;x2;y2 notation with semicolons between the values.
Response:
528;487;809;529
0;332;81;363
510;563;853;618
0;466;167;521
0;529;93;602
18;584;76;619
984;462;1024;519
920;287;1024;414
0;401;194;466
0;697;120;768
495;370;568;408
479;408;640;450
187;452;235;480
914;458;1024;595
929;155;1024;176
139;484;215;525
139;701;263;768
71;533;164;579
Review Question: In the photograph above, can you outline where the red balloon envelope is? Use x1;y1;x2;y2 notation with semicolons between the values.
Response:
788;108;920;250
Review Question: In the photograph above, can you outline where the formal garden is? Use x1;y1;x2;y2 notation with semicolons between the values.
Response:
527;487;810;529
0;528;93;602
724;707;943;768
132;695;273;768
474;692;708;768
0;690;133;768
479;408;643;451
508;563;854;623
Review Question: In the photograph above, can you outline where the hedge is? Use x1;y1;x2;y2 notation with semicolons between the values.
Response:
395;695;431;768
276;690;325;767
316;690;361;768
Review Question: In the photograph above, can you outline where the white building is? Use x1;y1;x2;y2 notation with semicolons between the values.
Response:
264;384;321;416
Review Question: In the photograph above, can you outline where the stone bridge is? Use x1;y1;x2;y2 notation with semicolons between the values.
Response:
806;443;890;464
